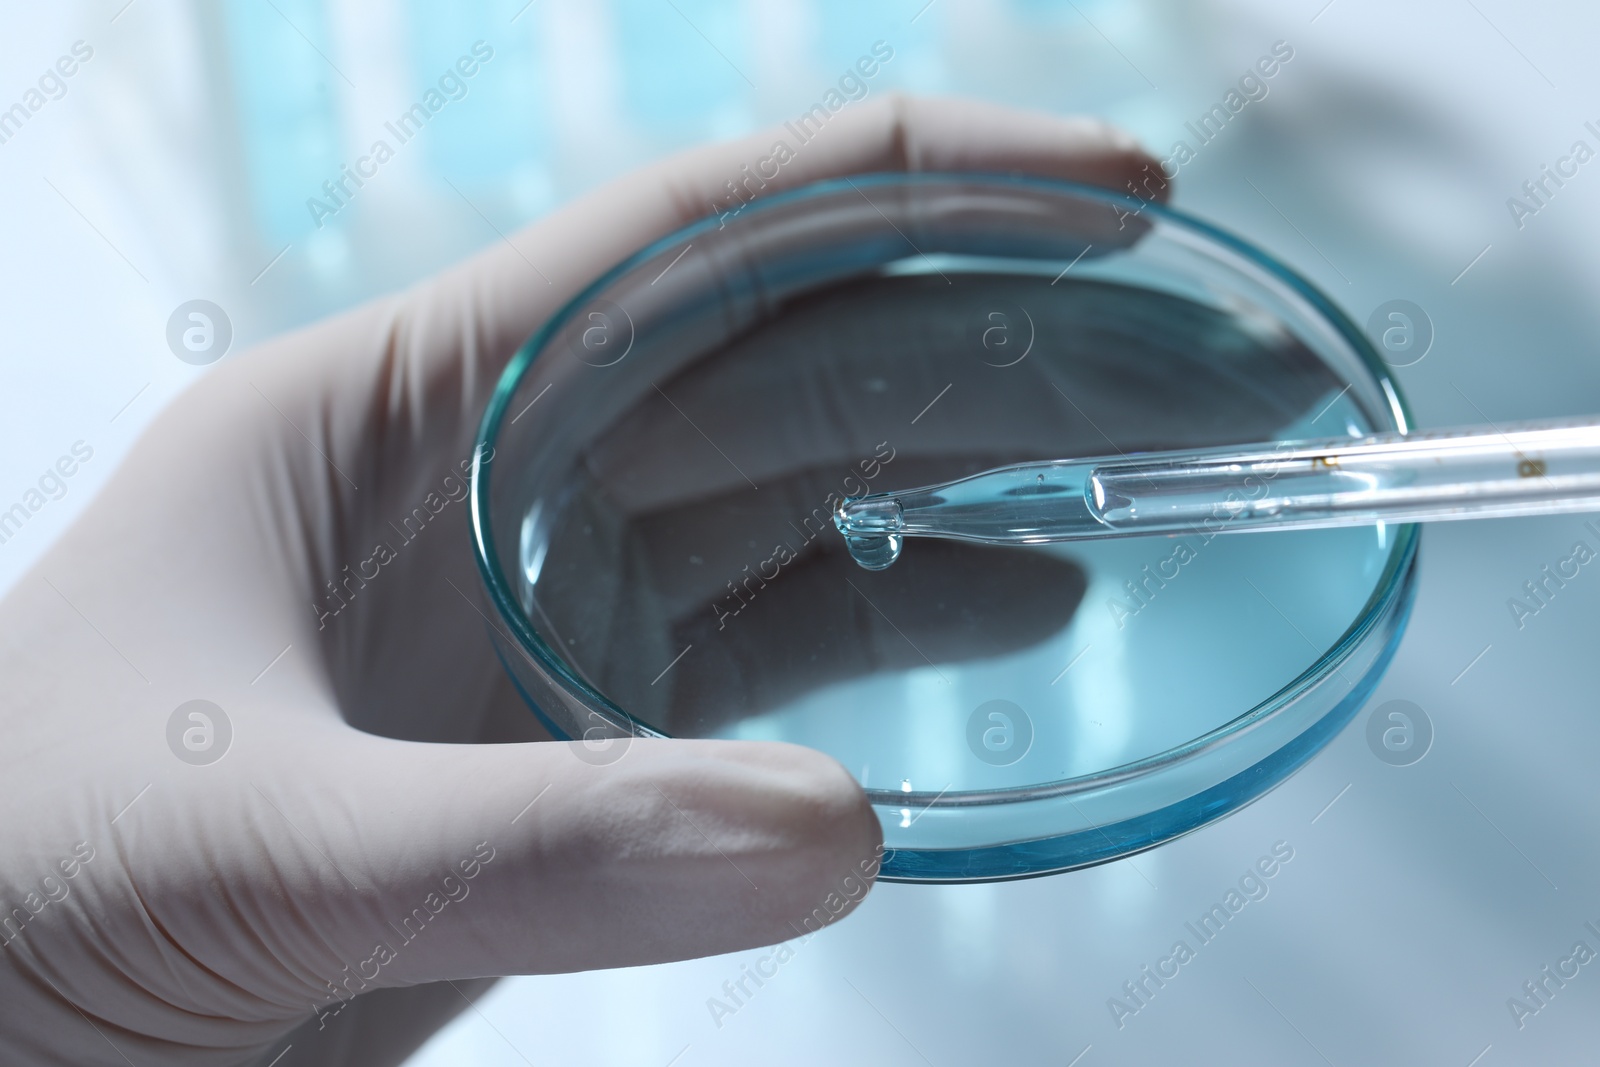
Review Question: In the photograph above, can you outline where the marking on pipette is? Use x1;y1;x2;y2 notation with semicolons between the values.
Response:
263;1046;293;1067
1050;643;1094;685
1244;977;1337;1066
250;643;293;685
663;1045;692;1067
1465;1043;1492;1067
510;382;553;424
652;783;761;890
843;177;951;283
911;0;939;23
1450;780;1557;889
650;243;694;285
909;382;952;424
1309;383;1351;425
1050;244;1095;284
842;577;950;683
1451;643;1492;686
1450;243;1493;286
653;383;759;489
1066;1044;1092;1067
1243;177;1350;285
845;979;937;1067
109;383;149;423
651;644;694;686
1447;383;1557;494
509;0;539;23
110;0;140;22
1310;783;1351;824
1309;0;1338;22
1446;385;1555;499
250;243;292;285
110;783;152;825
510;783;552;824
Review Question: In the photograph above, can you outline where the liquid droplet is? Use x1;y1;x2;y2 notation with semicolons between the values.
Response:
835;495;907;571
844;532;903;571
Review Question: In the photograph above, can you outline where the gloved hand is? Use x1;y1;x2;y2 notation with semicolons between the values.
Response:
0;95;1162;1066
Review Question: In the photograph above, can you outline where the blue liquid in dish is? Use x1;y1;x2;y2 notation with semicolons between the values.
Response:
520;269;1392;830
730;387;1386;794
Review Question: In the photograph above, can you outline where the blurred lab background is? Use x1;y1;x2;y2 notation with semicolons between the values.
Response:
4;0;1600;1063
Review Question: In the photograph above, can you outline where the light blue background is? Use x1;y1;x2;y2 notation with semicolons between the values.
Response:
3;1;1599;1063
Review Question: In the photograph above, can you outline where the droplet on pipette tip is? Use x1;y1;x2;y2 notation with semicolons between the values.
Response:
843;532;903;570
835;496;905;571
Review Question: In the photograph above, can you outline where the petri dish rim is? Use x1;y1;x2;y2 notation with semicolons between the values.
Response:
469;171;1418;814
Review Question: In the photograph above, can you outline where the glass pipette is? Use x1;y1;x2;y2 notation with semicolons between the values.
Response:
833;416;1600;570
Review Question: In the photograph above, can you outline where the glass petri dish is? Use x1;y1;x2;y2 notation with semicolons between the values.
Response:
471;174;1418;883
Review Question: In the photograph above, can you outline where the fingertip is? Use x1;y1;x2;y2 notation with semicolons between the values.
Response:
679;738;883;881
880;95;1172;202
1111;125;1175;206
759;739;884;867
714;740;885;933
609;739;886;942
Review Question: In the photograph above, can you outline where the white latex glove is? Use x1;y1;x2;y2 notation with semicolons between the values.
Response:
0;95;1162;1066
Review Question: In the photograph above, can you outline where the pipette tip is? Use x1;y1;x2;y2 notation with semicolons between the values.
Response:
834;496;905;570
